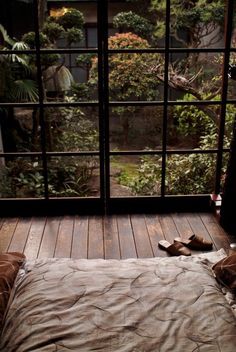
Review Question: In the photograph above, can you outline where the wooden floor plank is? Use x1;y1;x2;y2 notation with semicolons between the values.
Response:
117;215;137;259
171;213;207;255
54;216;74;258
104;216;120;259
199;213;231;253
0;212;233;259
184;213;217;251
8;218;32;253
24;217;46;260
88;216;104;259
38;217;61;258
145;215;166;257
71;216;89;259
131;215;153;258
0;218;18;253
171;213;194;240
159;215;180;243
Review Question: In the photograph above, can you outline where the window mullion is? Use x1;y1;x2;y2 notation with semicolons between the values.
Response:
161;0;171;197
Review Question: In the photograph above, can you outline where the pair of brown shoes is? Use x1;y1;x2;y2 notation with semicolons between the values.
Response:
158;234;213;256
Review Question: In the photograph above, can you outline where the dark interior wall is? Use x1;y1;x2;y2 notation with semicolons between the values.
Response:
0;0;34;39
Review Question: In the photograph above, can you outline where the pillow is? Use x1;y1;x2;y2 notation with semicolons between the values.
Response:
0;252;25;328
212;253;236;293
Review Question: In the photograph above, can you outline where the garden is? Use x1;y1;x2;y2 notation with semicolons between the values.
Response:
0;0;235;198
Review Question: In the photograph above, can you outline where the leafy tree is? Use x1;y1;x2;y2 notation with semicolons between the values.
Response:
0;25;38;103
119;101;236;196
150;0;224;47
113;11;153;40
89;32;161;144
0;25;38;152
21;8;85;151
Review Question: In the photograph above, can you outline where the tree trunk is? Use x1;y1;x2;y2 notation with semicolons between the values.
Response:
38;0;47;30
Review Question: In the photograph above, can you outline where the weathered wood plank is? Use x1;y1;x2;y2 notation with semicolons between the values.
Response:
158;215;181;256
38;217;61;258
71;216;89;259
104;215;120;259
0;213;232;259
54;216;74;258
171;213;207;255
8;218;32;253
117;215;137;259
145;215;166;257
184;213;217;250
172;213;194;240
88;216;104;259
199;213;231;253
159;215;179;243
0;218;18;253
24;217;46;260
131;215;153;258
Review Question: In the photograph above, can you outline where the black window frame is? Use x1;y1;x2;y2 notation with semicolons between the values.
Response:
0;0;235;216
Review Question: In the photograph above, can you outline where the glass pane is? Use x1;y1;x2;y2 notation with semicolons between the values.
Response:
0;0;35;40
87;27;97;48
221;152;230;192
108;0;165;48
169;1;225;49
42;53;98;101
0;107;42;153
167;105;220;150
47;3;97;48
168;52;223;102
110;106;163;151
44;107;99;153
0;54;39;104
166;154;217;195
228;53;236;99
224;104;235;149
110;155;162;197
0;156;44;198
47;156;100;198
108;52;164;102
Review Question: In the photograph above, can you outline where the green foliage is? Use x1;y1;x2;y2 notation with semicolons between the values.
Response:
42;21;65;43
0;24;15;47
0;26;38;103
56;8;84;30
113;11;153;40
173;94;236;145
173;94;215;139
22;31;49;48
53;106;99;152
90;33;161;101
0;157;95;198
66;27;83;45
76;54;95;69
71;82;91;101
119;101;235;196
89;32;161;144
22;30;62;68
150;0;224;46
120;155;162;195
9;79;38;102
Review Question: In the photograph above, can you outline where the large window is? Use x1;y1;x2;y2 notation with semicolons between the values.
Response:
0;0;235;215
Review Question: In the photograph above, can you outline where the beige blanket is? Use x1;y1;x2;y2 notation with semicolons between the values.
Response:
1;250;236;351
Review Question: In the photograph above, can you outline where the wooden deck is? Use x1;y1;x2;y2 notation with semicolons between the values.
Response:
0;213;234;259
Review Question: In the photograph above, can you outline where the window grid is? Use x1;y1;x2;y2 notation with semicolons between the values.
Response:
0;0;234;213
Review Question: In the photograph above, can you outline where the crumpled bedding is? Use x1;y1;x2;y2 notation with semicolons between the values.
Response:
0;249;236;352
